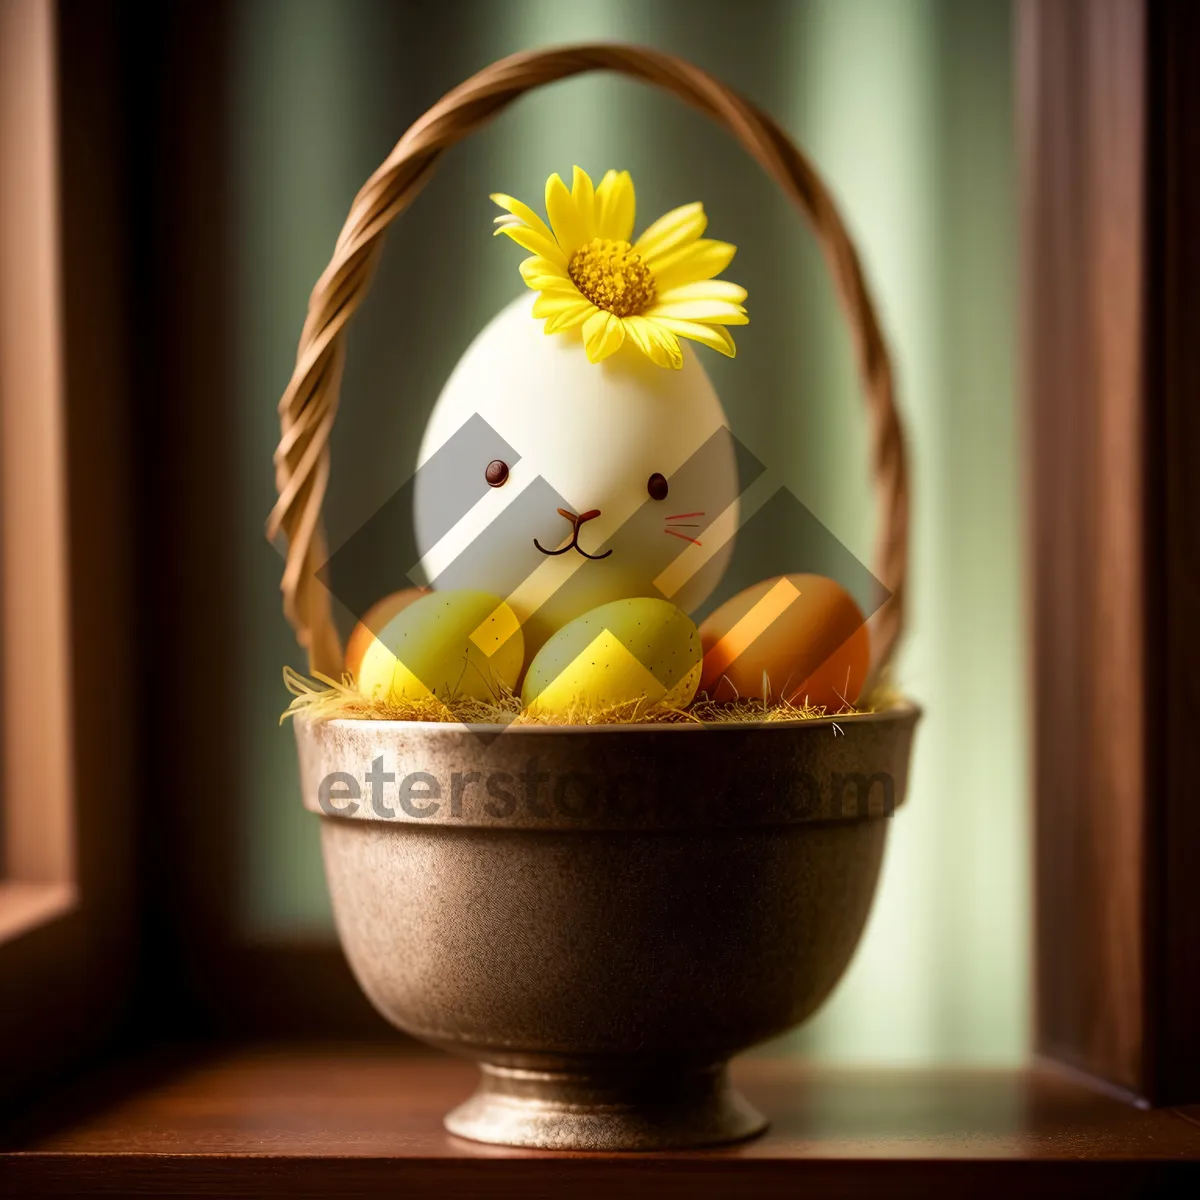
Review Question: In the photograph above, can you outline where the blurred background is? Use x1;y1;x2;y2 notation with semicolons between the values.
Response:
225;0;1024;1065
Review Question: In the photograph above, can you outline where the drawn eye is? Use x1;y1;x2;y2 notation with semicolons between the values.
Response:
485;460;509;487
647;472;669;501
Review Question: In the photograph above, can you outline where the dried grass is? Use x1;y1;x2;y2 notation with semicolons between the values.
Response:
281;665;897;728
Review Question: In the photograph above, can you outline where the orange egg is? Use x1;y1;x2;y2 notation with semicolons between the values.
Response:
344;588;427;679
698;574;870;711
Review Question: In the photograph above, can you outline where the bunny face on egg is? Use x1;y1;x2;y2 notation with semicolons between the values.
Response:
414;294;739;654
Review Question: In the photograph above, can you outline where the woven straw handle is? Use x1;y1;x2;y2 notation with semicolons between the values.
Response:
268;43;910;679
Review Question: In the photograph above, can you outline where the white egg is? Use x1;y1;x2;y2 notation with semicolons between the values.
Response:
414;294;739;655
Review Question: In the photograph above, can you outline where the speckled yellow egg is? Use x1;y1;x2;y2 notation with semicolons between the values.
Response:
357;589;523;703
521;598;701;717
344;587;428;680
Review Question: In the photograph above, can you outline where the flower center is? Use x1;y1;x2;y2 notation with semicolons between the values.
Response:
568;238;656;318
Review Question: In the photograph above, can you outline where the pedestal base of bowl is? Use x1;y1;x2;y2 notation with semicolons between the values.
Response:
444;1061;766;1151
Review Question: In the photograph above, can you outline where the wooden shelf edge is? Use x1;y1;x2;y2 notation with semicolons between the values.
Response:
1;1043;1198;1196
2;1152;1198;1200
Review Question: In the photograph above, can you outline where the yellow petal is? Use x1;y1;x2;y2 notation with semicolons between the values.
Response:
656;279;747;305
545;172;590;256
544;301;595;334
634;202;707;263
648;324;683;369
621;314;658;362
519;256;570;288
570;166;596;236
649;239;737;292
651;317;737;358
535;284;590;316
532;282;587;311
595;169;635;242
496;223;567;267
625;315;682;369
644;298;748;325
490;192;558;246
582;310;626;362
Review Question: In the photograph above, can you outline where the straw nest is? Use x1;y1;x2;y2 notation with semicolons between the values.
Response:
281;666;900;729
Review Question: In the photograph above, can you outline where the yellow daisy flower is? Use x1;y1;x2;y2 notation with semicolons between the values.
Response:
491;166;748;369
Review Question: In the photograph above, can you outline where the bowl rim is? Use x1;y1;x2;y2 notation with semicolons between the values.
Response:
298;697;922;738
296;698;921;830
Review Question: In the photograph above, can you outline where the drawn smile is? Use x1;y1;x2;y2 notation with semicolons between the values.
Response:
534;507;613;561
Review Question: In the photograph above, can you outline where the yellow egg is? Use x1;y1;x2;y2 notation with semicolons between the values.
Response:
522;598;701;717
343;587;428;680
357;590;523;704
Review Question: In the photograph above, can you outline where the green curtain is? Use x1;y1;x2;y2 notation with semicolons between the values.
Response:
233;0;1025;1064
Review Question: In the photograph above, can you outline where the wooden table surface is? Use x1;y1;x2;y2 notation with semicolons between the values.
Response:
3;1042;1199;1196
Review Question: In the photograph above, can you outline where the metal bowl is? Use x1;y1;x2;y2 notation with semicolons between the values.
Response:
296;703;919;1150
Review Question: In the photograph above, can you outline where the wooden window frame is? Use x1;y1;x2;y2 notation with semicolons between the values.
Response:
0;0;75;940
1021;0;1200;1106
0;0;137;1105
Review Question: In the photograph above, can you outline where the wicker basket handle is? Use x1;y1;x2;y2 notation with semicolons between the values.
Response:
268;42;910;680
